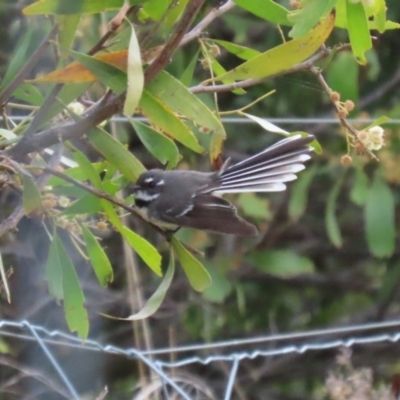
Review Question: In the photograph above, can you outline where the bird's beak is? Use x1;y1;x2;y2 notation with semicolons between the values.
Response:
132;184;140;193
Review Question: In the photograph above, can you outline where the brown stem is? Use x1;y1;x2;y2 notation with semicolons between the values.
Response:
309;65;378;161
144;0;206;83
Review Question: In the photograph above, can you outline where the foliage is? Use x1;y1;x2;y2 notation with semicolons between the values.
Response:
0;0;399;398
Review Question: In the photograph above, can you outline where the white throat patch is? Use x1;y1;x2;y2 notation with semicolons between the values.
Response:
135;191;160;202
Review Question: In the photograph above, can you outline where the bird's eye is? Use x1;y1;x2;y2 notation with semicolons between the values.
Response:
148;180;156;188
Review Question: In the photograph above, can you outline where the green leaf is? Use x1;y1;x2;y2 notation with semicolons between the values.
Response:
47;162;106;187
346;1;372;64
215;13;335;81
55;236;89;339
21;174;42;214
81;225;114;287
326;51;359;104
45;234;63;301
23;0;144;15
12;83;44;106
121;249;175;320
121;227;162;276
325;174;344;248
143;0;168;20
146;71;226;139
376;261;400;305
233;0;290;25
210;40;260;61
57;14;81;60
171;237;211;292
373;0;386;33
363;115;390;130
202;46;246;95
350;167;369;206
72;150;102;188
62;194;103;215
139;89;204;153
129;119;179;169
0;129;17;141
180;50;200;86
0;25;35;92
202;262;233;303
123;22;144;117
0;251;10;303
365;172;395;258
288;0;336;38
288;163;317;221
247;250;314;277
86;127;145;182
69;50;126;93
237;193;270;220
164;0;189;33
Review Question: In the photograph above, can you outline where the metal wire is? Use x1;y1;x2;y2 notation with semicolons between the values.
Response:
1;115;400;125
0;319;399;399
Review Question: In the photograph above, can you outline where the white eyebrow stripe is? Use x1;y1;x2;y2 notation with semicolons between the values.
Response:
156;179;165;186
144;177;154;183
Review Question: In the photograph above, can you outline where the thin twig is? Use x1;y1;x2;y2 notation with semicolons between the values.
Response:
190;47;331;94
180;0;235;47
308;65;378;161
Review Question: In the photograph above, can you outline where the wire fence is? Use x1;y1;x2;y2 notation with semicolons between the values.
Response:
1;319;400;399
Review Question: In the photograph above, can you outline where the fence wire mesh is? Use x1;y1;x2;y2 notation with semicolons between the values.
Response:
0;319;399;399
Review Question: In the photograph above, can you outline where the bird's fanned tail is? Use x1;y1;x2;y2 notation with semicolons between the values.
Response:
212;134;314;194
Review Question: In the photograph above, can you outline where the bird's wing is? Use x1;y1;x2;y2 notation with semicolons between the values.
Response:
159;194;257;236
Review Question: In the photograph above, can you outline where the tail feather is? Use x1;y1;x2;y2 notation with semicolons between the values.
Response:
212;134;314;195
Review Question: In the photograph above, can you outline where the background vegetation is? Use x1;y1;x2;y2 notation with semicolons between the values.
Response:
0;0;399;398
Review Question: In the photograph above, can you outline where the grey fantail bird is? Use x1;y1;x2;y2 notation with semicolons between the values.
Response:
133;134;314;235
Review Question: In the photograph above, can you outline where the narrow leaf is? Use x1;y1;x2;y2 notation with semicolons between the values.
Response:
288;163;317;221
23;0;143;15
87;127;145;182
69;50;126;93
0;251;11;303
81;225;114;287
365;172;395;258
123;22;144;116
0;129;17;140
171;237;211;292
57;14;81;60
325;175;344;248
242;113;289;134
122;249;175;320
129;119;179;169
33;50;128;83
247;250;315;277
210;40;260;60
121;227;162;276
45;233;64;301
215;13;335;81
146;71;225;139
55;236;89;339
288;0;336;38
346;1;372;64
233;0;290;25
180;50;200;87
350;167;369;206
139;90;204;153
72;150;102;188
21;174;42;214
